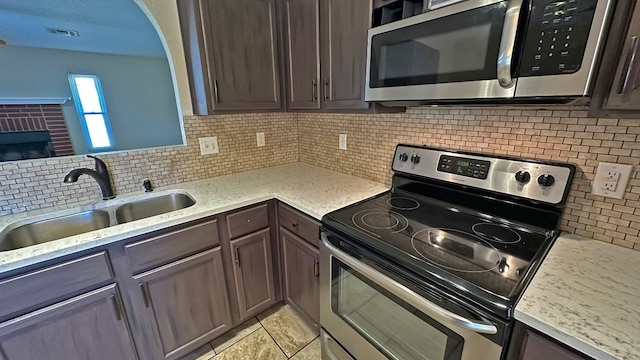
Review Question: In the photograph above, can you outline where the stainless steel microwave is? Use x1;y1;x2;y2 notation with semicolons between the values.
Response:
365;0;616;105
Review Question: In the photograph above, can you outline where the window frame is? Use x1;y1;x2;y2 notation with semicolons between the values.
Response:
67;73;115;151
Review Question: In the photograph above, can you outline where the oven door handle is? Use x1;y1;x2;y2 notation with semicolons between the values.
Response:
497;0;523;89
323;238;498;335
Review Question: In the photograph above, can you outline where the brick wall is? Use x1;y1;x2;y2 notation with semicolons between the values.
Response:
0;112;298;215
298;108;640;250
0;104;74;156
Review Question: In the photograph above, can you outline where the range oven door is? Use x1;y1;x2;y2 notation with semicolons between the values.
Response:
320;232;504;360
366;0;519;103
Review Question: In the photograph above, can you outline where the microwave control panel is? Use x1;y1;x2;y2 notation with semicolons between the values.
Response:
517;0;598;77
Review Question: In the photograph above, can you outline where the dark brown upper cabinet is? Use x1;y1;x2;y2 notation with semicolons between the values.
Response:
179;0;283;114
282;0;399;112
590;0;640;117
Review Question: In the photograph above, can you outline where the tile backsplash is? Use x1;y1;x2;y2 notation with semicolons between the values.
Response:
0;113;297;215
298;108;640;250
1;107;639;251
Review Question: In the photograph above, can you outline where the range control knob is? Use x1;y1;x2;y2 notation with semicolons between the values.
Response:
537;174;556;187
410;154;421;164
399;153;409;162
514;171;531;184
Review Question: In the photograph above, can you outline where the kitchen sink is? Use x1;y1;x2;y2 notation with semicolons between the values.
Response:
0;191;196;251
0;210;111;252
115;193;196;224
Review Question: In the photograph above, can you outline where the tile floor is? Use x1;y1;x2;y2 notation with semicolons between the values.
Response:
181;304;320;360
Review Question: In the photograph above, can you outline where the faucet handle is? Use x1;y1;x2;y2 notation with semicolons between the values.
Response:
87;155;109;175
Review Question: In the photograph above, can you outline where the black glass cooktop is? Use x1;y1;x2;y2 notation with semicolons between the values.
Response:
322;189;554;302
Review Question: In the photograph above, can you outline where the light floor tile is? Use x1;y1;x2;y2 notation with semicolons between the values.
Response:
212;327;287;360
290;337;321;360
258;304;319;357
179;343;215;360
211;317;262;353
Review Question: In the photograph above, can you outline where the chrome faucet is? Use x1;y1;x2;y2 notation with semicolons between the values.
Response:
63;155;115;200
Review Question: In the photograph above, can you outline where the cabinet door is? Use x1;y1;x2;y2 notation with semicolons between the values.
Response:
283;0;321;110
521;330;589;360
320;0;372;110
603;2;640;109
281;227;320;325
136;248;232;360
202;0;282;111
0;284;137;360
230;228;276;320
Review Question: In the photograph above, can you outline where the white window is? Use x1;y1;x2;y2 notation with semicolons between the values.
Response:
68;74;114;150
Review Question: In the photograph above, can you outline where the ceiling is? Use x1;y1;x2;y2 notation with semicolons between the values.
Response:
0;0;166;58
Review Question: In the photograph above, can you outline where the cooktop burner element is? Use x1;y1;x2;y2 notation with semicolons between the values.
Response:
411;228;502;273
473;223;522;244
352;209;409;237
387;196;420;210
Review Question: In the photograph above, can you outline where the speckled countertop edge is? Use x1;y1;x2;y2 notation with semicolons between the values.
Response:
515;233;640;360
0;163;388;274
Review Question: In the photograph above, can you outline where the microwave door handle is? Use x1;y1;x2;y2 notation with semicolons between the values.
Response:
323;238;498;335
497;0;524;88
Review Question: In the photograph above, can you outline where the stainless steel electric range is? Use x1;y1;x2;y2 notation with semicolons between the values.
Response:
319;144;575;360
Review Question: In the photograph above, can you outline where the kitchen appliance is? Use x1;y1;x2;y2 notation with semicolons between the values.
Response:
365;0;616;105
319;144;575;360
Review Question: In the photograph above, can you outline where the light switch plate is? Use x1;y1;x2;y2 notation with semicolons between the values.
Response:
339;134;347;150
256;132;265;147
199;136;219;155
591;162;633;199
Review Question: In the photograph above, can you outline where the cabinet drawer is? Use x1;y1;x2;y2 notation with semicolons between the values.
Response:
126;219;219;273
226;204;269;239
278;203;320;247
0;252;113;320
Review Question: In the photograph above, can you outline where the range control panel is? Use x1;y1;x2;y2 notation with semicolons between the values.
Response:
392;145;575;205
438;155;491;179
517;0;598;77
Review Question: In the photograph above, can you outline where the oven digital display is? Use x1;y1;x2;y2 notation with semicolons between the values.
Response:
438;155;491;179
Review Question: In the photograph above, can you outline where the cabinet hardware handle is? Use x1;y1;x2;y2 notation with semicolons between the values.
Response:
312;79;318;101
111;295;123;321
213;79;220;104
140;283;152;308
324;78;329;103
235;247;241;267
619;36;640;95
314;259;319;277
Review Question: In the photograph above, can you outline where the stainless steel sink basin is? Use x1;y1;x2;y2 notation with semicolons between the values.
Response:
0;210;111;252
115;193;196;224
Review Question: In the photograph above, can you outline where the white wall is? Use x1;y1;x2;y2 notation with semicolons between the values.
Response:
0;46;183;154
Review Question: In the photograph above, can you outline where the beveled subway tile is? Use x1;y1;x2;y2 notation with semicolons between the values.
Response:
211;317;261;354
212;327;286;360
290;337;321;360
258;304;318;357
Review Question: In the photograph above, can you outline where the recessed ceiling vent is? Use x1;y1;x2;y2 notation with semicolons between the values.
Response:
45;28;79;37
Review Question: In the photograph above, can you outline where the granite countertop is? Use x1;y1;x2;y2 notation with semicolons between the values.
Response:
0;163;387;274
515;233;640;360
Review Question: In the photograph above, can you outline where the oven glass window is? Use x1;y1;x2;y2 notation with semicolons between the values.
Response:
369;2;507;87
331;259;464;360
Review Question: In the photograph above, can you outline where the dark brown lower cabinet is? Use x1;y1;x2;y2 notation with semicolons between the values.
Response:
281;227;320;326
230;228;276;321
134;248;232;360
507;322;592;360
0;284;138;360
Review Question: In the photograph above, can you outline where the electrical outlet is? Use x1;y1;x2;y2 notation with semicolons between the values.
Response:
199;136;219;155
339;134;347;150
591;162;633;199
256;132;265;147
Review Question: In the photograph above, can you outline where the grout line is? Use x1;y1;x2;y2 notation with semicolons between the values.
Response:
208;317;262;355
260;323;291;358
287;335;320;359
